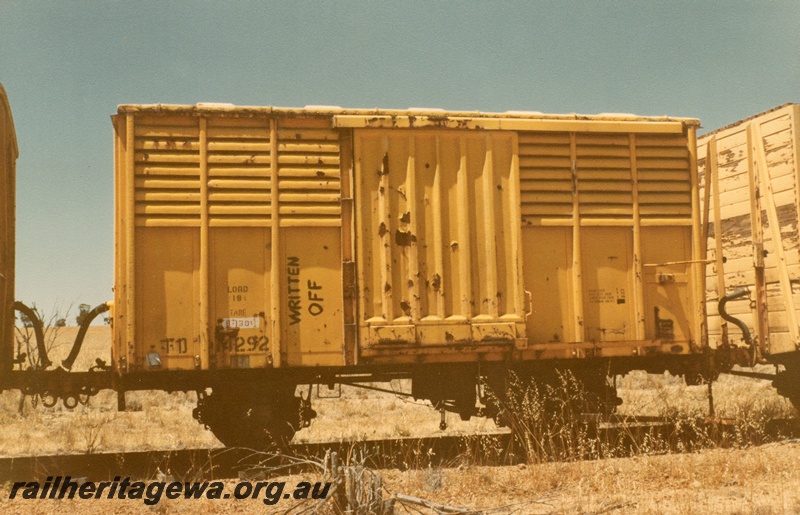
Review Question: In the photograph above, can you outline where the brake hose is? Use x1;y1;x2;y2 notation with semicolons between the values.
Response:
717;288;755;362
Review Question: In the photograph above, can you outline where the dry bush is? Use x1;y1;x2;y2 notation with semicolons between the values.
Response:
490;370;796;466
490;371;618;463
13;303;73;371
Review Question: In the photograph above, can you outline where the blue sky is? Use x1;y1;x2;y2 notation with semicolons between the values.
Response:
1;1;798;321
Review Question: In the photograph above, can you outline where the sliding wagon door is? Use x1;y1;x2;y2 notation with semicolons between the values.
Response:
353;129;526;360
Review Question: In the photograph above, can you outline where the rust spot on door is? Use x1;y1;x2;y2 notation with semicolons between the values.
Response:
395;229;416;247
378;153;390;176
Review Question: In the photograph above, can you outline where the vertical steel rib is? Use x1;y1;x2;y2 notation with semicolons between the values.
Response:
269;118;281;367
406;134;419;320
630;134;645;340
481;135;498;318
433;135;445;319
199;118;209;369
570;133;584;341
379;135;392;321
457;136;471;319
125;114;136;366
508;133;523;318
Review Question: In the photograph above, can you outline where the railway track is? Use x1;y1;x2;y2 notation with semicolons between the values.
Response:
3;417;800;483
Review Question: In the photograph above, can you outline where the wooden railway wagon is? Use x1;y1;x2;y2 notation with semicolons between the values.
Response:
110;104;708;445
0;85;17;376
699;104;800;404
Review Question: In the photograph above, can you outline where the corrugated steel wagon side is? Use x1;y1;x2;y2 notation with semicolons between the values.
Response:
112;104;708;446
0;85;17;376
699;104;800;403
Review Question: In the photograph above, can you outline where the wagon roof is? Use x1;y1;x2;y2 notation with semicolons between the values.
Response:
699;103;797;139
116;103;700;131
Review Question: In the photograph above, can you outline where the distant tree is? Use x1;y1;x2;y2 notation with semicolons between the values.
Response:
15;303;73;371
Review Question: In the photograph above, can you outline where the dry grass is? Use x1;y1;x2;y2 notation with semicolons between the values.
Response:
0;327;502;456
0;328;795;457
1;327;218;455
4;327;800;512
2;443;800;513
618;369;794;421
380;441;800;514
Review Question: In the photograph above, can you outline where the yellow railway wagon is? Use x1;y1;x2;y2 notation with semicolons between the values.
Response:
112;104;705;445
0;85;17;375
114;105;704;370
699;104;800;403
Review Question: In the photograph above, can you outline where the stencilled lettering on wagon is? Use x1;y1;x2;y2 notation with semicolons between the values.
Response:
287;257;328;325
160;337;189;355
221;317;261;329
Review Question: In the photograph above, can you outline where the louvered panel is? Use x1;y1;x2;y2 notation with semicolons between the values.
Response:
575;134;630;146
277;128;340;141
635;134;691;220
521;204;573;216
206;118;271;227
207;141;270;152
576;170;632;181
637;158;689;170
579;192;634;204
574;134;632;218
207;192;270;202
577;157;631;169
135;205;198;215
521;191;573;204
520;169;572;181
638;182;690;192
134;167;200;177
580;204;633;216
135;192;201;202
638;170;690;182
207;179;271;189
280;193;340;203
519;130;692;223
519;155;572;168
576;145;629;157
135;178;201;189
134;116;201;226
208;205;270;215
277;128;341;226
639;192;690;204
579;180;633;192
640;204;692;216
522;180;573;192
133;124;199;139
519;132;573;221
